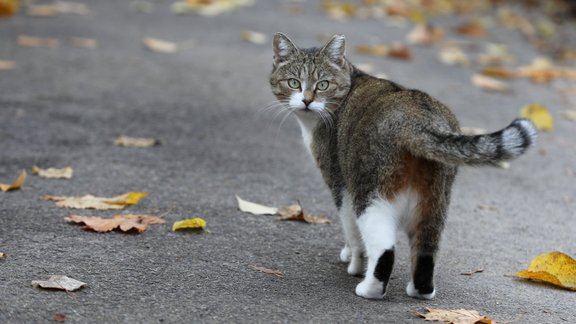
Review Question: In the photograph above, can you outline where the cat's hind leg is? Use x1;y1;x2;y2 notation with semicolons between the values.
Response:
354;197;399;299
339;191;364;275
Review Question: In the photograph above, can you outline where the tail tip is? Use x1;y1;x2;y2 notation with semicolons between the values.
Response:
502;118;537;159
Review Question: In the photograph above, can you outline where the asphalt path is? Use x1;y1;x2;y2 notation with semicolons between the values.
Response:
1;1;575;323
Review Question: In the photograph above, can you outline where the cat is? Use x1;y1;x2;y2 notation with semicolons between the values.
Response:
269;33;537;300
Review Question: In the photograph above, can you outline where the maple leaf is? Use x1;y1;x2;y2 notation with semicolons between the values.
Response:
66;214;165;233
172;217;206;231
114;135;159;147
417;308;493;324
516;251;576;291
0;170;26;192
32;166;73;179
45;192;149;210
32;275;86;292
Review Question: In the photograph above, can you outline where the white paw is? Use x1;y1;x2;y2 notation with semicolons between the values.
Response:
355;278;385;299
340;245;351;263
347;254;363;275
406;281;436;300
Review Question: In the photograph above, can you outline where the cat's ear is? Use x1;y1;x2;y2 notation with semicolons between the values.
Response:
273;33;298;66
321;34;346;66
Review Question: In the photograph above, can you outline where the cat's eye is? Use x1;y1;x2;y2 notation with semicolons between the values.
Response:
316;80;330;91
287;78;301;89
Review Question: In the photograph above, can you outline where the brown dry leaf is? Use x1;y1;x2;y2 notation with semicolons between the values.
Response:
0;60;16;70
32;166;73;179
251;265;284;278
515;57;576;83
0;170;27;192
32;275;86;292
417;308;494;324
407;24;444;45
277;202;331;225
17;35;59;48
240;30;267;44
471;74;511;93
455;19;487;38
516;251;576;291
45;192;149;210
114;135;158;147
560;110;576;122
66;214;164;233
387;44;412;60
70;37;98;49
52;313;66;322
0;0;19;17
143;38;178;53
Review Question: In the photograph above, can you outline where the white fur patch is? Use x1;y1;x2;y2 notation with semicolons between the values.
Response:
406;281;436;300
340;191;364;275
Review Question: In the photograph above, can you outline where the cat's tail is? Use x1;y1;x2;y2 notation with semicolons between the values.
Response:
407;119;537;166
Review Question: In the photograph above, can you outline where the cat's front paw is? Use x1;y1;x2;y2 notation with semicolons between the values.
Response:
340;245;351;263
406;281;436;300
355;278;385;299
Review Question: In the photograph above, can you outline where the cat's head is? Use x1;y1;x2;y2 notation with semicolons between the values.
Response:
269;33;352;115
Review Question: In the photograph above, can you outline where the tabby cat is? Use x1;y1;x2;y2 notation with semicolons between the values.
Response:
269;33;536;299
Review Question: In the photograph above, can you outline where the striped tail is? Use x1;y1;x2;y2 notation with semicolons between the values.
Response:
407;119;537;166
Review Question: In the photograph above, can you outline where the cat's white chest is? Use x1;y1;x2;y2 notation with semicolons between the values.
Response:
295;114;318;156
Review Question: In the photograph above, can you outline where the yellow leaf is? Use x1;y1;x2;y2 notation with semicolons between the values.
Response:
236;196;278;215
516;251;576;291
32;166;73;179
172;217;206;231
45;192;149;210
0;170;26;192
0;0;19;17
520;103;554;131
417;308;494;324
481;66;516;79
114;135;158;147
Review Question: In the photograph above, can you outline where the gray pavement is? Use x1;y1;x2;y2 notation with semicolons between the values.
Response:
1;1;575;323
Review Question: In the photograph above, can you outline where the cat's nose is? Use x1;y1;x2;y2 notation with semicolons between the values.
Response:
302;99;312;107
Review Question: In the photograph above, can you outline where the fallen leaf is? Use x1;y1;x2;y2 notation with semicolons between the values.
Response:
355;43;412;60
45;192;149;210
277;201;331;225
480;66;516;79
417;308;494;324
251;265;284;278
438;45;469;66
516;251;576;291
387;44;412;60
321;1;356;20
560;110;576;122
70;37;98;49
520;103;554;131
32;275;86;292
172;217;206;231
52;313;66;322
0;60;16;70
455;19;487;37
114;135;158;147
461;268;484;276
172;0;255;16
477;43;514;66
0;252;6;258
0;0;18;17
17;35;59;48
32;166;73;179
0;170;27;192
54;1;89;15
240;31;267;44
236;196;278;215
27;4;58;16
471;74;511;93
66;214;164;233
143;38;178;53
407;24;444;45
